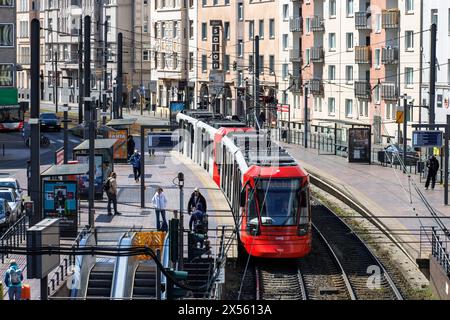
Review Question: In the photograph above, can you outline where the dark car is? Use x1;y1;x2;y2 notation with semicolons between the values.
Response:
384;144;419;166
40;112;61;131
0;198;14;229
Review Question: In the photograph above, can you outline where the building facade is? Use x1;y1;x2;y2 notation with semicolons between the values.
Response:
0;0;17;90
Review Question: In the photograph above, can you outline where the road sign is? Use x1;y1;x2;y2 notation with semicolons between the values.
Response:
277;104;290;113
412;130;443;148
396;111;404;124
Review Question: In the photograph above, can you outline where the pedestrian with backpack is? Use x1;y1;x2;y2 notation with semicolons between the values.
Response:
104;172;121;216
151;187;168;231
4;259;23;300
128;149;142;183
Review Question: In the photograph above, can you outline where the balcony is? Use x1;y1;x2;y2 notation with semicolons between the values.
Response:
289;49;302;63
381;83;398;101
310;47;324;63
309;79;324;96
289;17;303;33
355;81;371;99
311;16;325;32
382;9;400;29
355;12;371;30
355;46;371;64
382;47;399;65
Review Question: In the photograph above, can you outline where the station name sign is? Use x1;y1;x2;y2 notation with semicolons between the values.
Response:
412;130;443;148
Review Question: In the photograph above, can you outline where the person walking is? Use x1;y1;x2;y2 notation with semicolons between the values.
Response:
4;259;23;300
127;135;135;160
187;187;207;215
105;172;121;216
151;187;168;231
425;155;440;190
189;203;206;233
129;149;142;182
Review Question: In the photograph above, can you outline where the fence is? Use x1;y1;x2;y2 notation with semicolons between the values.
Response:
0;215;28;264
431;227;450;275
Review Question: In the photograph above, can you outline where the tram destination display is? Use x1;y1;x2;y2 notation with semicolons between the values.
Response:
412;130;443;148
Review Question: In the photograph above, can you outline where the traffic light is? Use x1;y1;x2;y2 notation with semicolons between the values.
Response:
233;61;237;71
166;268;188;300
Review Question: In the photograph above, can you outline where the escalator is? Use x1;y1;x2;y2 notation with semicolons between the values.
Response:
132;264;157;299
86;263;114;299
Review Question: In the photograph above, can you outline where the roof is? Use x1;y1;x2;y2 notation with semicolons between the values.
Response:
41;164;90;177
106;118;137;127
73;139;117;151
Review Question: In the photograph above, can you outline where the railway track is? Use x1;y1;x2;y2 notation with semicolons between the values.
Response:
312;202;403;300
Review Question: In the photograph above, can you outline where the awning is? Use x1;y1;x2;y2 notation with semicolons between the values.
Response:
41;164;89;177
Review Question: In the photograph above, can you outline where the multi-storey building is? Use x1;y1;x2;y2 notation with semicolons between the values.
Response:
0;0;17;91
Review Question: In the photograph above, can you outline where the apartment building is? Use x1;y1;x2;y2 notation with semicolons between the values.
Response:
0;0;17;91
421;0;450;125
42;0;133;106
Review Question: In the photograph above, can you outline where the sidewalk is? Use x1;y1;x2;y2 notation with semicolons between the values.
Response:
281;142;450;259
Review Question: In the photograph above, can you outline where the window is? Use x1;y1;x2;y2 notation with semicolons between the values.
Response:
269;55;274;74
161;22;166;38
405;67;414;87
346;33;353;50
282;34;288;50
202;54;207;72
282;63;288;79
345;65;353;83
143;50;150;61
173;21;178;38
259;20;264;39
405;31;414;50
448;9;450;34
224;55;230;72
345;99;353;117
173;53;178;69
160;52;166;69
329;33;336;50
283;4;289;20
248;55;253;72
346;0;354;17
374;48;381;68
0;64;13;87
375;14;381;33
238;3;243;21
189;52;193;70
437;94;443;108
224;22;230;40
329;0;336;17
0;0;13;6
189;20;193;39
405;0;414;13
238;40;243;57
202;22;207;40
375;85;380;104
225;0;229;4
249;20;254;39
305;18;311;34
202;0;206;6
269;19;275;38
328;97;335;115
213;0;218;5
314;97;322;112
259;55;264;74
0;24;13;47
386;103;391;120
328;65;336;81
305;48;310;65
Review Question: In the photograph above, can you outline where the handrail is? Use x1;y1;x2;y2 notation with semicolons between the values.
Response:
0;215;28;263
431;227;450;276
111;231;136;299
160;232;170;300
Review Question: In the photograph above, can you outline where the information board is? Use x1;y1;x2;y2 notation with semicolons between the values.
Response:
412;130;443;148
42;181;77;237
348;128;371;164
108;129;128;161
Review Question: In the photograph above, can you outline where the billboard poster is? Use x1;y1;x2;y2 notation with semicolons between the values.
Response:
348;128;371;164
75;154;104;196
108;129;128;161
55;147;64;165
43;180;78;237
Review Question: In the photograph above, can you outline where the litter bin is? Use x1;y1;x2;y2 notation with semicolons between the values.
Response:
377;151;385;163
417;161;425;173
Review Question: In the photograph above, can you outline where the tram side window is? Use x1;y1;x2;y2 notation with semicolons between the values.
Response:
299;189;309;225
247;188;258;226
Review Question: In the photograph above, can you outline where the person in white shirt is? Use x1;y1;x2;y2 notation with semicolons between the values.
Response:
151;187;168;231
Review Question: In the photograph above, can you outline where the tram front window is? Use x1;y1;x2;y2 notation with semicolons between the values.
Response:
255;179;301;226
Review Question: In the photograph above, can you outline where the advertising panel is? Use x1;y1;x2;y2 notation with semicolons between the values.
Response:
75;154;104;197
348;128;371;164
108;129;128;161
42;181;77;237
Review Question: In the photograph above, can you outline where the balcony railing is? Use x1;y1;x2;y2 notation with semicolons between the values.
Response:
310;47;324;63
355;81;371;99
382;47;399;65
381;83;398;101
355;46;371;64
289;49;302;63
355;12;371;30
309;79;324;96
289;17;303;33
382;9;400;29
311;16;325;32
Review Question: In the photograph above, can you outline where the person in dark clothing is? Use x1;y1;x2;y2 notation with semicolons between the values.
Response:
127;135;135;160
189;203;206;232
128;150;141;182
425;155;440;190
187;187;207;214
258;111;266;126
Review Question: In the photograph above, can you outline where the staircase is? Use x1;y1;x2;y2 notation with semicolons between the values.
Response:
86;263;114;299
183;258;214;298
132;264;157;299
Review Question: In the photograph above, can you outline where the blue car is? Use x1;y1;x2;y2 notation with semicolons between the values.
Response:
39;113;61;131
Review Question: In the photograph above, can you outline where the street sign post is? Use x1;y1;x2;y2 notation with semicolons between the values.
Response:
412;130;443;148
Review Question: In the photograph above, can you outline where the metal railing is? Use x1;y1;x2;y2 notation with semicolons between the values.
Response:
431;227;450;275
0;215;28;264
355;12;371;30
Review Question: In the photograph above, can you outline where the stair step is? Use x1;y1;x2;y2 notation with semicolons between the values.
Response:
86;288;111;297
88;279;113;288
133;287;156;296
135;272;156;279
134;279;156;287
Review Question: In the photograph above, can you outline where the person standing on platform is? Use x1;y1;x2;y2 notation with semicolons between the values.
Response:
4;259;23;300
129;149;142;182
187;187;207;215
152;187;168;231
127;135;135;160
425;155;440;190
105;172;121;216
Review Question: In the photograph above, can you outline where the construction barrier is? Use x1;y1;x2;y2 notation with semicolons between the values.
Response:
133;231;166;261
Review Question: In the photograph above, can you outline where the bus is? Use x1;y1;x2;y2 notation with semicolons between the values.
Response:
0;88;26;132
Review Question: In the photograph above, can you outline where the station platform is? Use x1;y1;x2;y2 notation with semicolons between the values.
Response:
0;150;233;300
281;142;450;261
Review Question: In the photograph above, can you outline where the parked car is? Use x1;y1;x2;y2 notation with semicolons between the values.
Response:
384;144;420;166
0;178;23;211
0;187;21;220
0;199;14;229
40;112;61;131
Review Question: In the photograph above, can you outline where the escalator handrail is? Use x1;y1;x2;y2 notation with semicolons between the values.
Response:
111;232;137;299
161;232;170;300
70;232;97;299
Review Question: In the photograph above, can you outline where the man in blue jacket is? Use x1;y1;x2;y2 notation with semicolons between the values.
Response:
129;149;142;183
4;259;24;300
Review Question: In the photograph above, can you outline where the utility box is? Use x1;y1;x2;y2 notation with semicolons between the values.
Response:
26;218;60;279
